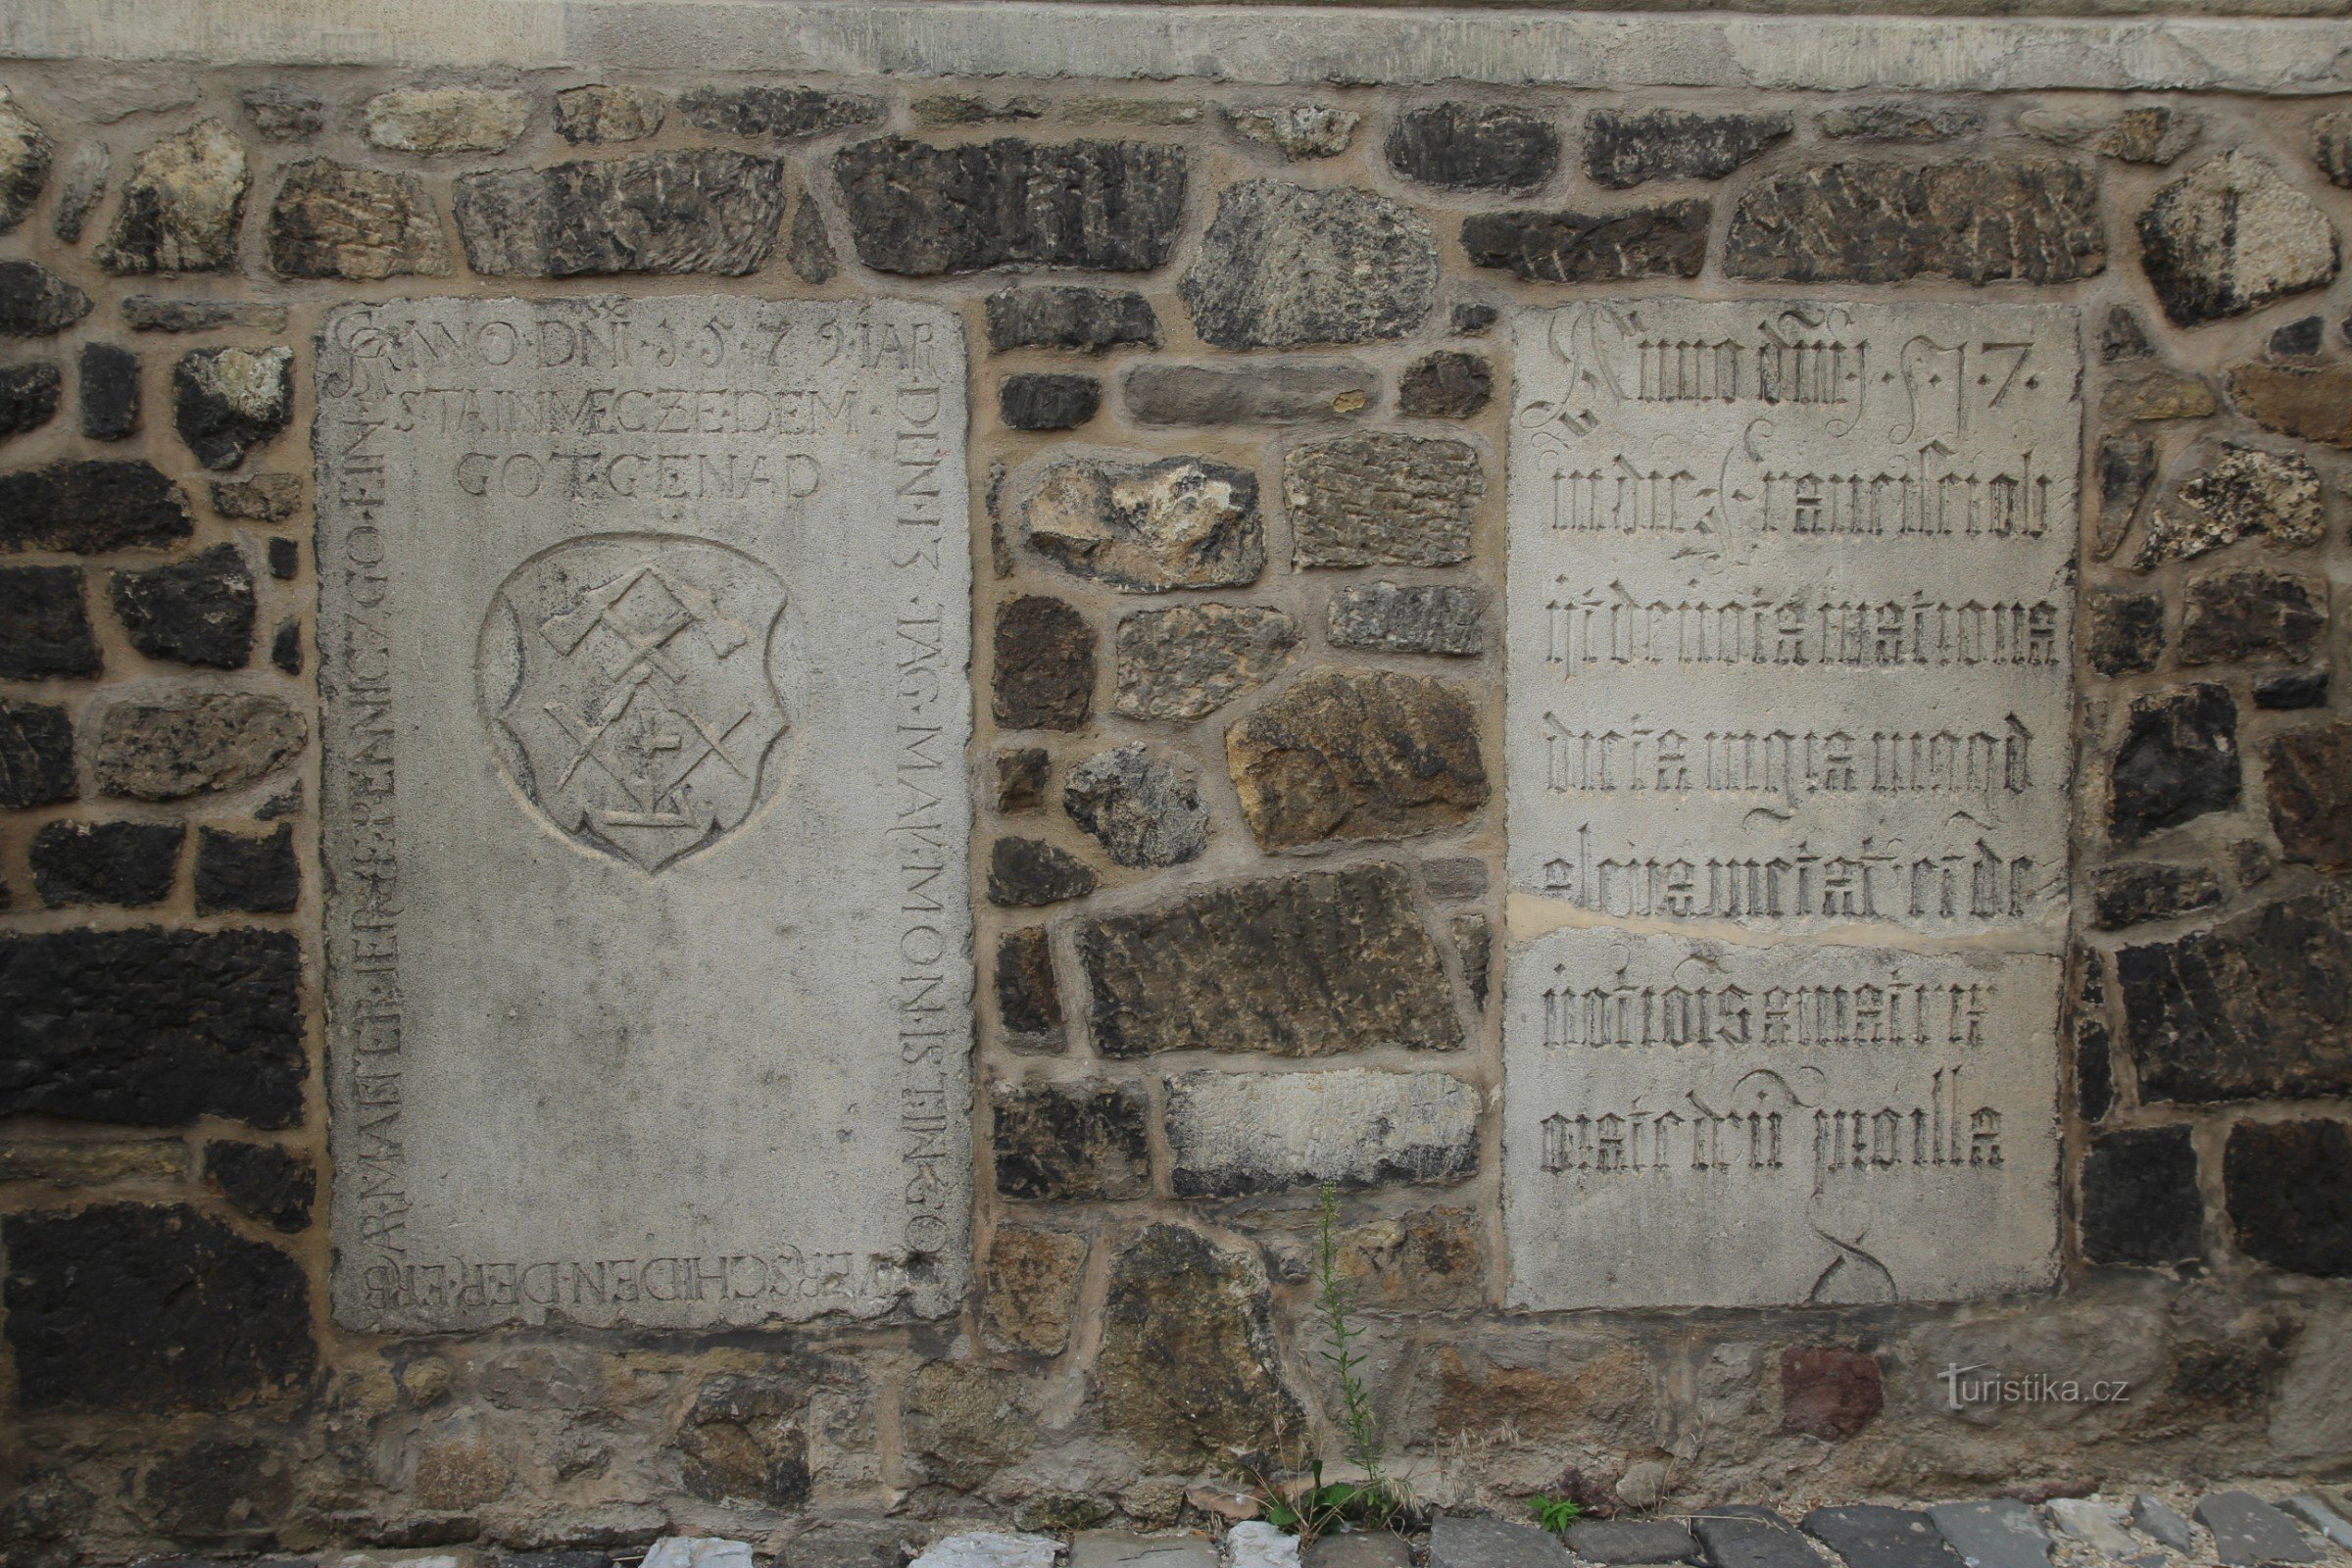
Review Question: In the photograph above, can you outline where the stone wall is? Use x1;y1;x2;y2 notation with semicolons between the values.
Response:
1;12;2351;1566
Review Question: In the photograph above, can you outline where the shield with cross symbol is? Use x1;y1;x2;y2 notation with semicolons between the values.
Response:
482;535;791;872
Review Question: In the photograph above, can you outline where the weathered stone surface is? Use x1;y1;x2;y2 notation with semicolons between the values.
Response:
785;191;838;284
1727;160;2103;283
1327;581;1485;656
1166;1071;1477;1194
1230;1525;1302;1568
986;286;1158;353
2197;1493;2328;1563
97;120;248;274
270;617;302;676
994;594;1097;731
1429;1517;1570;1568
239;82;322;141
1817;103;1983;142
1063;745;1209;868
1452;912;1491;1007
268;158;449;280
110;543;256;668
1778;1348;1884;1441
2133;1497;2198;1552
2180;567;2325;666
2101;368;2216;420
2094;434;2155;560
2266;723;2352;871
0;927;304;1126
912;93;1046;127
1227;666;1488;850
1183;180;1436;348
172;348;292;469
2021;105;2202;164
1022;457;1262;592
27;820;181;907
50;138;108;243
2111;683;2239;844
1124;361;1375;425
266;538;298;580
2141;444;2325;568
0;261;90;336
982;1225;1086;1354
2270;315;2327;356
1802;1509;1962;1568
212;472;301;522
1286;431;1484;568
0;362;58;441
0;88;49;233
122;296;288;333
1585;108;1790;188
2076;947;2116;1124
2257;668;2328;710
1451;302;1499;335
2121;884;2352;1102
455;152;787;276
1387;103;1559;192
364;88;530;153
0;461;189;556
555;83;666;144
679;86;882;141
2283;1494;2352;1546
995;927;1063;1039
1000;371;1100;431
1225;104;1359;160
1398;350;1493;418
2317;110;2352;187
2092;862;2222;929
0;1140;184;1187
2085;590;2165;676
2045;1502;2136;1557
1690;1507;1819;1568
194;823;299;914
988;837;1100;907
1925;1502;2051;1568
2225;361;2352;447
2101;304;2156;362
835;137;1184;274
205;1141;316;1233
1094;1224;1302;1466
1077;863;1459;1057
0;566;96;679
78;343;138;441
1;1202;313;1410
2081;1125;2203;1265
1562;1521;1698;1563
997;746;1050;813
991;1081;1150;1200
1113;603;1297;720
1461;199;1708;282
0;699;75;807
1305;1539;1409;1568
93;691;305;801
2138;153;2340;326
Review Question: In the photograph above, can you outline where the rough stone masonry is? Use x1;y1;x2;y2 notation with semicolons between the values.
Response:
0;1;2350;1563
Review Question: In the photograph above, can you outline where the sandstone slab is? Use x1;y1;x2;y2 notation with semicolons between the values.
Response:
982;1225;1085;1354
268;159;450;280
1164;1067;1479;1197
365;88;530;153
994;594;1096;731
1022;457;1262;592
1227;665;1489;850
1690;1507;1821;1568
93;691;304;801
1183;180;1436;348
1113;603;1297;720
555;83;666;144
2225;361;2352;447
1726;161;2103;284
2138;154;2339;326
1077;863;1459;1057
455;153;786;277
678;86;881;141
316;297;971;1330
1926;1502;2050;1568
97;120;248;274
1226;105;1358;161
1286;431;1484;568
1125;361;1375;426
1801;1509;1963;1568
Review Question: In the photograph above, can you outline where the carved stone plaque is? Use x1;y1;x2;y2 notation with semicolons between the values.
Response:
318;298;971;1330
1502;301;2074;1308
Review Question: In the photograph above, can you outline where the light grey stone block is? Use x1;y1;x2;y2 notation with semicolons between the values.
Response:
1429;1517;1571;1568
2131;1497;2194;1554
1070;1535;1216;1568
1563;1520;1696;1564
318;296;971;1331
2280;1497;2352;1553
1928;1501;2051;1568
2046;1502;2138;1558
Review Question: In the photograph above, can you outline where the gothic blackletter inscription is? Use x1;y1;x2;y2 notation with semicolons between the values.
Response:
1503;301;2074;1308
318;298;972;1330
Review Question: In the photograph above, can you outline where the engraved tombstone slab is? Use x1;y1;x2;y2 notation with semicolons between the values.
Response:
318;298;971;1330
1502;301;2075;1309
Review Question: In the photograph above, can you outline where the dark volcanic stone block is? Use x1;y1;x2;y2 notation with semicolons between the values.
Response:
2091;862;2222;929
2120;882;2352;1103
455;151;789;277
1397;350;1494;417
194;823;299;914
993;594;1096;731
78;343;139;440
835;137;1186;275
0;926;305;1127
1462;199;1709;282
0;260;92;335
2266;723;2352;870
1585;108;1793;188
2194;1493;2327;1566
1726;160;2104;284
995;926;1063;1039
110;542;256;668
203;1140;317;1233
1692;1506;1823;1568
1563;1521;1699;1563
1183;179;1435;347
999;371;1101;431
1077;862;1459;1057
28;820;183;907
2255;668;2328;710
2081;1124;2203;1265
2110;683;2239;844
1386;103;1560;192
0;565;99;678
1801;1507;1964;1568
676;85;881;140
1;1201;313;1409
2179;567;2326;666
0;460;191;554
0;698;76;807
0;361;59;440
991;1080;1151;1200
985;286;1159;353
2085;590;2165;675
987;836;1099;907
172;347;292;470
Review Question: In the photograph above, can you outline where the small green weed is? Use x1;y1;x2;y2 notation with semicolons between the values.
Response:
1528;1494;1584;1534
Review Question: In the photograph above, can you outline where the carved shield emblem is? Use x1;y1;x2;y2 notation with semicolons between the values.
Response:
481;535;790;872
